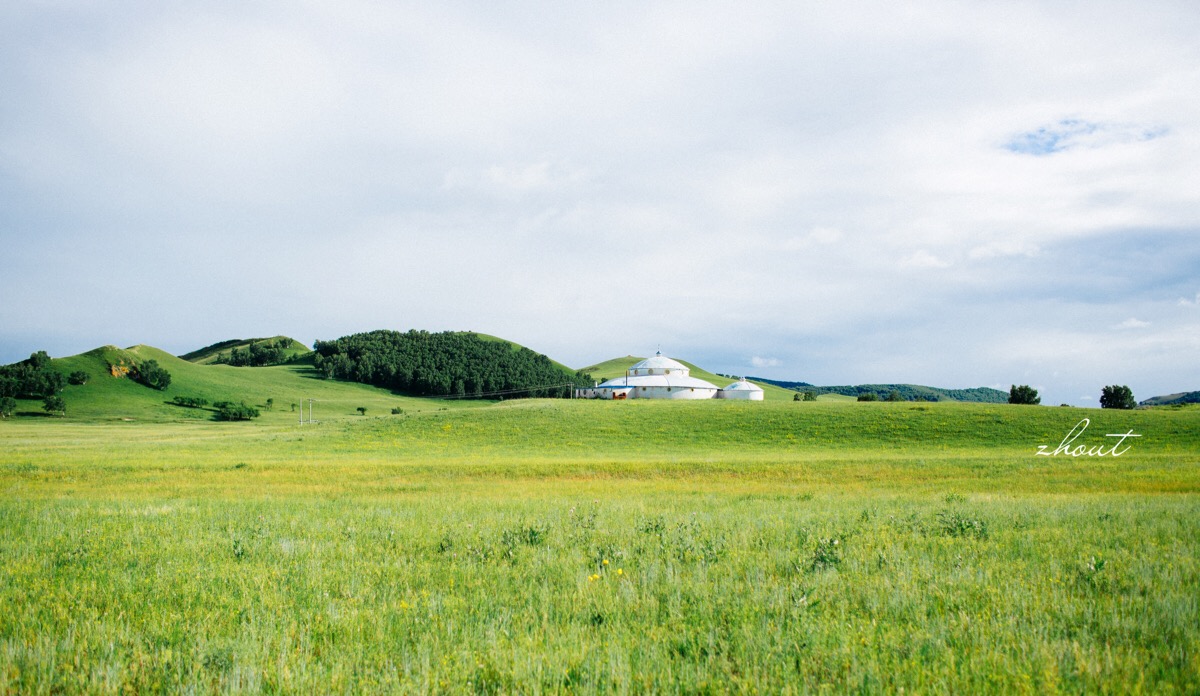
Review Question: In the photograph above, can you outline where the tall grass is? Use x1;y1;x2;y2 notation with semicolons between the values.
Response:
1;400;1197;692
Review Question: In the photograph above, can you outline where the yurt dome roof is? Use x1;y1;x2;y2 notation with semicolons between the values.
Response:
630;351;689;373
724;379;763;391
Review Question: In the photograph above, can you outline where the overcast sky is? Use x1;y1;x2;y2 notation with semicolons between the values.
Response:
2;1;1198;405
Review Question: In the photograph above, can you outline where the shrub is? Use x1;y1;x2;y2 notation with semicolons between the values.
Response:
67;371;90;386
357;407;367;416
857;393;878;402
0;396;15;418
214;402;260;421
43;394;66;416
391;407;404;415
172;396;209;409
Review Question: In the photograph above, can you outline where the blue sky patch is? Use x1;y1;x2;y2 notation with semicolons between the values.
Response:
1005;119;1168;156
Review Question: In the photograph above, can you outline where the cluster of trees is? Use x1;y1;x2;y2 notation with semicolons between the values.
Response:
0;351;64;399
133;360;171;390
312;330;593;398
214;339;293;367
214;401;260;421
172;396;209;408
1100;385;1136;410
1009;385;1041;405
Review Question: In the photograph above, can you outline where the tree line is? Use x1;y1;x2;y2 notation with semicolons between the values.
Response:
312;330;593;398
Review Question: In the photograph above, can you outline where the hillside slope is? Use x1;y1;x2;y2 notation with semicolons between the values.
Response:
37;345;483;423
1141;390;1200;407
578;356;799;401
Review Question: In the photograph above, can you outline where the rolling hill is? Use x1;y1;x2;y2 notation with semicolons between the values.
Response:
32;344;486;423
750;377;1008;403
1140;390;1200;407
180;336;311;365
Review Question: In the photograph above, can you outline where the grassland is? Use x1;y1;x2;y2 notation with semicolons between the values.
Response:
2;399;1198;693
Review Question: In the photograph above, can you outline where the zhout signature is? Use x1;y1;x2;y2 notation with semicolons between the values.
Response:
1035;418;1141;457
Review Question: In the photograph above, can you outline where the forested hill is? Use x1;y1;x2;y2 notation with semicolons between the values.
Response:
312;330;593;398
750;377;1008;403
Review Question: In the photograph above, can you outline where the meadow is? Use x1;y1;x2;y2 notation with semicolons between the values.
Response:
2;399;1198;693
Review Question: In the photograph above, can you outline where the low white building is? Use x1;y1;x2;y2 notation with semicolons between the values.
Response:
579;352;762;401
719;378;764;400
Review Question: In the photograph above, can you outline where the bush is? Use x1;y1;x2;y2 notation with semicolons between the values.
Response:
391;407;404;415
357;407;367;416
857;393;879;402
0;396;15;418
172;396;209;409
67;371;90;386
1100;385;1136;410
214;402;260;421
886;390;903;402
1009;384;1041;405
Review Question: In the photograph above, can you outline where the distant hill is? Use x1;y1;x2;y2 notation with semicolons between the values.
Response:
578;356;799;401
181;336;310;365
1140;391;1200;407
750;377;1008;403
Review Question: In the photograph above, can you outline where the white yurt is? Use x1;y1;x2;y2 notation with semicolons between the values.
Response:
593;352;721;400
719;379;764;400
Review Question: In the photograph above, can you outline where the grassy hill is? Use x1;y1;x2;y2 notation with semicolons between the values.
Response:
180;336;311;365
1141;390;1200;407
31;344;486;423
578;356;814;401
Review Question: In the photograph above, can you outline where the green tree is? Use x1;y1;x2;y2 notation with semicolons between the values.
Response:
43;394;66;416
265;398;274;411
886;390;903;402
803;391;818;402
135;360;172;391
357;407;367;416
0;396;16;418
1100;385;1136;410
793;392;802;401
1009;384;1041;405
857;393;879;402
68;370;90;386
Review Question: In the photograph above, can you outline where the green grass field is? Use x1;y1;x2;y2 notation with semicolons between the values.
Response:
2;395;1198;692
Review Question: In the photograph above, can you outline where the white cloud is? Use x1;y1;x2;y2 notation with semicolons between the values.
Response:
900;250;952;269
1116;318;1150;329
750;356;780;369
1;0;1198;407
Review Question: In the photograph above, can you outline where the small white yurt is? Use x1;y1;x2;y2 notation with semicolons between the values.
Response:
720;378;764;400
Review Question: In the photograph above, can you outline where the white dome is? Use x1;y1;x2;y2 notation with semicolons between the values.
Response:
629;351;689;376
723;379;763;392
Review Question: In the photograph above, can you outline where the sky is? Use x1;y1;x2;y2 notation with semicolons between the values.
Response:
2;1;1198;406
